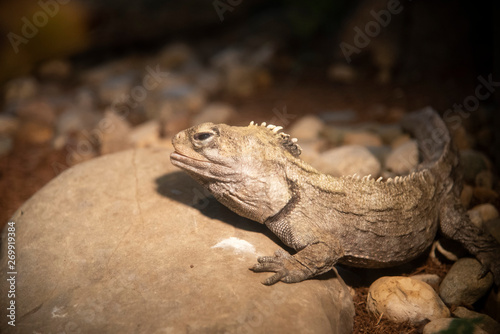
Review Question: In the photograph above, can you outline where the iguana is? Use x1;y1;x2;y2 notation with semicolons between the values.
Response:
170;108;500;285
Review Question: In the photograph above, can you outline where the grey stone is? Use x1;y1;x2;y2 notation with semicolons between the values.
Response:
4;76;38;103
224;63;259;97
288;115;324;141
476;170;494;189
318;110;357;124
468;204;499;225
451;124;474;150
98;72;138;104
411;274;442;287
0;148;354;334
191;102;235;126
81;58;139;86
195;70;223;96
158;84;206;114
315;145;381;177
385;140;419;175
297;139;326;163
390;134;412;148
56;109;102;136
460;150;491;184
211;45;274;97
375;123;403;145
461;185;474;209
439;258;494;306
367;145;392;167
484;218;500;244
0;114;19;136
327;64;357;84
423;318;488;334
367;276;449;324
38;59;72;80
157;43;195;70
342;131;383;147
0;136;13;157
473;187;499;203
453;306;500;334
321;126;347;146
16;121;54;145
16;99;57;126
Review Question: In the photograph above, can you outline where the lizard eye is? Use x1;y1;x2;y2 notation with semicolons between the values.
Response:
194;132;213;141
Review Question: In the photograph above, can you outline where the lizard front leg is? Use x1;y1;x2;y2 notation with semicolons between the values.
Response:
250;238;344;285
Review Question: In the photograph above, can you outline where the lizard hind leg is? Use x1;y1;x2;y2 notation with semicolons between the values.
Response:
438;197;500;285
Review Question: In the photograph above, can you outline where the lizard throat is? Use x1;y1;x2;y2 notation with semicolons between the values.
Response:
263;181;300;249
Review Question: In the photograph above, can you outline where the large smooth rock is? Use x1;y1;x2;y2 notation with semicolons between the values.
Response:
0;148;354;333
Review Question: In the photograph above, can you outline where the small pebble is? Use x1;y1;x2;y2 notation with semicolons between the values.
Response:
0;114;19;136
483;218;500;243
327;63;357;84
473;187;499;203
4;76;39;103
469;203;499;223
319;110;357;124
315;145;381;177
410;274;441;288
342;131;383;147
390;133;412;148
453;306;500;334
385;140;418;175
423;318;488;334
460;150;491;184
288;115;324;141
191;103;235;126
0;137;13;157
461;185;474;208
475;170;494;189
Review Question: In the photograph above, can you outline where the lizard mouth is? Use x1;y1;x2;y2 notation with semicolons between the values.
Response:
171;151;211;163
170;151;239;182
170;151;213;170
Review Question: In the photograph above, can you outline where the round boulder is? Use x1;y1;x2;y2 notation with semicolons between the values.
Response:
0;148;354;333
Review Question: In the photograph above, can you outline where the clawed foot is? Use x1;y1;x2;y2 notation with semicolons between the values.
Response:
250;249;312;285
477;254;500;286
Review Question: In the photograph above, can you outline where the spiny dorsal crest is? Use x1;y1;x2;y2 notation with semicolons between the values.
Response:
249;121;301;157
342;170;428;186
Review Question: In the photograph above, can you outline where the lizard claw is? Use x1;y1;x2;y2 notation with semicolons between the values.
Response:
250;249;311;285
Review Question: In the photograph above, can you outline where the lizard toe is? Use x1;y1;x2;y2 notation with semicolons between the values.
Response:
263;272;286;285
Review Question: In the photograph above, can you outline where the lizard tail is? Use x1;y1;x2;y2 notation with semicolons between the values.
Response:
401;107;459;184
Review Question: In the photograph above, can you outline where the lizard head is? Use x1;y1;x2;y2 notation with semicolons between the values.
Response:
170;121;300;223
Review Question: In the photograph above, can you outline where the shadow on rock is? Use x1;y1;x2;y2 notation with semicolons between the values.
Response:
155;171;283;245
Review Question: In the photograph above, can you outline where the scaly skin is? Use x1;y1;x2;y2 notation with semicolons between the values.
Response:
170;108;500;285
